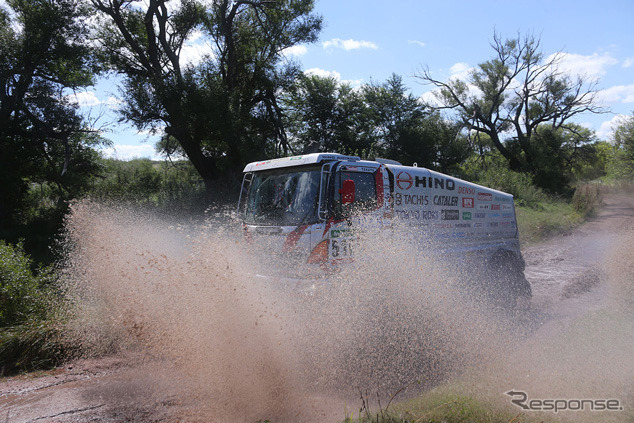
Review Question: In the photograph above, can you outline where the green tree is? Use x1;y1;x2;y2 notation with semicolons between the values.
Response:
362;74;469;172
88;158;207;211
417;32;605;191
608;113;634;178
0;0;104;255
92;0;322;198
612;113;634;161
283;73;371;154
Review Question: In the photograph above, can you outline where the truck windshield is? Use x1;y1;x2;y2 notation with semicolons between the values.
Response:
244;166;321;226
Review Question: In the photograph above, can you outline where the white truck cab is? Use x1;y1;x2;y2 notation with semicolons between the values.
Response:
238;153;530;306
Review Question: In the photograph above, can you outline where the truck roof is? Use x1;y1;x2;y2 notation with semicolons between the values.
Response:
243;153;513;200
243;153;361;172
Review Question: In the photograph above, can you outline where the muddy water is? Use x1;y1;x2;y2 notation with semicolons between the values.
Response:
1;194;633;422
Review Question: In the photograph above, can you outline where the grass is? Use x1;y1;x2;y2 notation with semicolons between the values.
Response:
343;385;526;423
0;241;73;376
515;182;604;245
515;200;584;245
0;321;68;376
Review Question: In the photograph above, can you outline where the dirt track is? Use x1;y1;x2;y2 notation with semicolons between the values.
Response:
1;193;633;422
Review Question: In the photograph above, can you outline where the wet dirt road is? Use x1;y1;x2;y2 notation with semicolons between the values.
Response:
1;193;633;422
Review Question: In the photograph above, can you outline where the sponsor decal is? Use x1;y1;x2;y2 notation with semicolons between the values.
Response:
502;204;514;210
495;196;512;202
434;223;452;229
415;176;456;190
330;238;353;258
462;197;475;208
421;211;439;220
395;210;415;219
404;194;429;206
458;186;476;195
478;192;493;201
462;212;472;220
394;210;439;220
500;221;512;227
474;212;486;219
474;222;484;228
434;231;466;239
433;195;459;206
502;212;514;218
477;204;490;210
489;222;499;227
441;209;460;220
490;212;500;218
396;171;413;190
330;229;353;238
491;204;501;210
455;223;471;228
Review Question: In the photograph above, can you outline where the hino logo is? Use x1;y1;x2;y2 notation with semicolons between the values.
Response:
396;171;413;190
415;176;456;190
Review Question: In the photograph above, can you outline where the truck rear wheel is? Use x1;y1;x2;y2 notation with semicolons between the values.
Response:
486;251;531;311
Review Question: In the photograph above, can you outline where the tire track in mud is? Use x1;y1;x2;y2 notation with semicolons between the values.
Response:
1;193;633;422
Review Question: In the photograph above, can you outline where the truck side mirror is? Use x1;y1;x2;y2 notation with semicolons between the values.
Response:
339;179;356;205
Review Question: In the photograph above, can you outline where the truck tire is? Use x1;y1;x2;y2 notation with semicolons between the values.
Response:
486;250;531;311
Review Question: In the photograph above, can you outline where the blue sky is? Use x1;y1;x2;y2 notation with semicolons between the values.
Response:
79;0;634;160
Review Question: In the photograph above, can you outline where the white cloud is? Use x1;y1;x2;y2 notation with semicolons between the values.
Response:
99;144;163;161
303;68;364;87
418;90;443;107
623;58;634;68
282;45;308;57
105;96;123;107
408;40;426;48
322;38;378;51
68;91;101;107
304;67;342;80
449;62;472;80
548;52;618;78
597;114;627;141
180;35;213;67
598;84;634;104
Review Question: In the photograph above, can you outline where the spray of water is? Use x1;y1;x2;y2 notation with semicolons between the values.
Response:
58;199;633;421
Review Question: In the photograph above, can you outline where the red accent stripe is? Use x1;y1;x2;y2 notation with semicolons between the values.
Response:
375;167;384;207
283;224;309;252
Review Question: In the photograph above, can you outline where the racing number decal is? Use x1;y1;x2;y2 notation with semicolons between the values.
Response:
330;238;354;258
329;228;354;259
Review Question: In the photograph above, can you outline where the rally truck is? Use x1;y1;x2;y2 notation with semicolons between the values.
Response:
237;153;531;307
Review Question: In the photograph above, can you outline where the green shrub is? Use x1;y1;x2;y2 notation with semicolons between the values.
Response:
0;241;68;375
572;183;603;217
0;321;67;374
475;166;545;208
0;241;57;327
